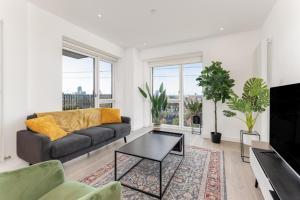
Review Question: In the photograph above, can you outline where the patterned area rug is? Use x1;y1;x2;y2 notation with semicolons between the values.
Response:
80;146;226;200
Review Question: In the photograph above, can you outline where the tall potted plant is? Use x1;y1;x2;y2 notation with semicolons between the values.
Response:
223;78;270;133
138;82;168;129
196;61;235;143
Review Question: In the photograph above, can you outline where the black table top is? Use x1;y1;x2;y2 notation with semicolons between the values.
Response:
116;131;183;162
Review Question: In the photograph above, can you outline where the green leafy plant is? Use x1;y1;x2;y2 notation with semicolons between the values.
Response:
223;78;270;133
196;61;235;134
138;82;168;125
184;99;202;116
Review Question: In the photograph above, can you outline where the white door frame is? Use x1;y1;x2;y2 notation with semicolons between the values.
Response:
150;62;202;130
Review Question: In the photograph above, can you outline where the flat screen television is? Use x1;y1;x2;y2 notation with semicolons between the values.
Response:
270;83;300;176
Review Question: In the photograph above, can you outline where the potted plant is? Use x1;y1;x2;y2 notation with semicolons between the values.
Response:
223;77;270;133
138;82;168;130
184;98;202;125
196;61;235;143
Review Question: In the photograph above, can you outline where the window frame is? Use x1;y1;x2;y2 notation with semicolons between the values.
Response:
152;65;181;126
151;62;202;129
98;58;115;107
62;45;116;109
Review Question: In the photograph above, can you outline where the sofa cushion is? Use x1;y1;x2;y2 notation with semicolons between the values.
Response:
100;123;131;138
37;108;102;133
37;110;83;133
74;127;114;145
51;134;91;158
101;108;121;124
39;181;94;200
78;108;102;128
0;160;65;200
25;115;67;141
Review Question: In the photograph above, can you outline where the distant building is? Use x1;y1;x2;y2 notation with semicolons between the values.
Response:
75;86;86;95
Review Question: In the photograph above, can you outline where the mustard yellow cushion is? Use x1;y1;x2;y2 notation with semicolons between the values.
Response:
37;109;102;133
25;115;67;141
37;110;83;133
101;108;122;124
78;108;102;128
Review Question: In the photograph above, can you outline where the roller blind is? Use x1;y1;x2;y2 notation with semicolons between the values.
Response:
147;52;203;67
62;36;119;63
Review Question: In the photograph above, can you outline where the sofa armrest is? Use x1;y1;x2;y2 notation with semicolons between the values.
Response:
79;181;121;200
121;116;131;124
17;130;52;164
0;160;65;200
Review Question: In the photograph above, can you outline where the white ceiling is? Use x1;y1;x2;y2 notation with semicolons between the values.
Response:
29;0;276;49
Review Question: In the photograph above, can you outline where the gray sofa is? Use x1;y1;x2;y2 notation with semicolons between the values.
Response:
17;114;131;165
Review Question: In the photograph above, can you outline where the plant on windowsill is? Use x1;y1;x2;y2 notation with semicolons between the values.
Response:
138;82;168;130
196;61;235;143
184;98;202;128
223;77;270;133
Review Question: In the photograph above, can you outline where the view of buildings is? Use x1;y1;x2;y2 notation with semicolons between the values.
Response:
159;94;202;127
152;63;203;128
63;52;203;127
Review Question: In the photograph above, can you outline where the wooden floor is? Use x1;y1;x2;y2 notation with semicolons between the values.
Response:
64;127;264;200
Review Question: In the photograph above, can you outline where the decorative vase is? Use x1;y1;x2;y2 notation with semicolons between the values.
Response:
153;117;161;131
153;123;161;131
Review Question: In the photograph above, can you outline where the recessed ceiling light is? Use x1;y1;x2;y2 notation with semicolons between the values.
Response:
220;27;225;31
97;13;103;18
150;9;157;15
143;42;148;46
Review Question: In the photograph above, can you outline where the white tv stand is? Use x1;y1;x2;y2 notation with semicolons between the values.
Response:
249;142;274;200
250;141;300;200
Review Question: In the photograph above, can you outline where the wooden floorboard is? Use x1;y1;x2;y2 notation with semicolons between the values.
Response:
64;127;264;200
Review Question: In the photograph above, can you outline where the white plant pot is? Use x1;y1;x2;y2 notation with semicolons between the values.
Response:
153;123;161;131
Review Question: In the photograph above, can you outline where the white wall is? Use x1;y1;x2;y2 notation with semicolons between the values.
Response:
27;3;124;113
262;0;300;87
140;31;261;142
115;48;145;130
0;2;125;169
258;0;300;141
0;0;28;161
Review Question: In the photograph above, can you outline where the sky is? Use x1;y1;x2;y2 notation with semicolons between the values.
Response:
63;55;202;97
153;63;203;97
62;56;111;95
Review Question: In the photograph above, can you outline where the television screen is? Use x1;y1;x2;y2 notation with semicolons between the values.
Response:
270;83;300;176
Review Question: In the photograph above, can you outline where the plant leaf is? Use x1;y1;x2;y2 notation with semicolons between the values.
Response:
223;110;236;117
138;87;147;98
159;83;164;93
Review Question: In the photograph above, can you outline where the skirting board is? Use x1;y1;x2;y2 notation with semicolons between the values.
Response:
201;133;240;143
0;158;28;173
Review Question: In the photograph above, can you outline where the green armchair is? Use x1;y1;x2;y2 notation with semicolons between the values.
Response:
0;160;121;200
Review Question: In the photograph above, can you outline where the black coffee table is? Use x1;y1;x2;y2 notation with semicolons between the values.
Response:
114;130;184;199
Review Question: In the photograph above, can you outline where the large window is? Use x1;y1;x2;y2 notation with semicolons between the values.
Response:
183;63;203;127
153;65;180;99
152;63;202;128
153;66;180;125
62;50;95;110
62;49;114;110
